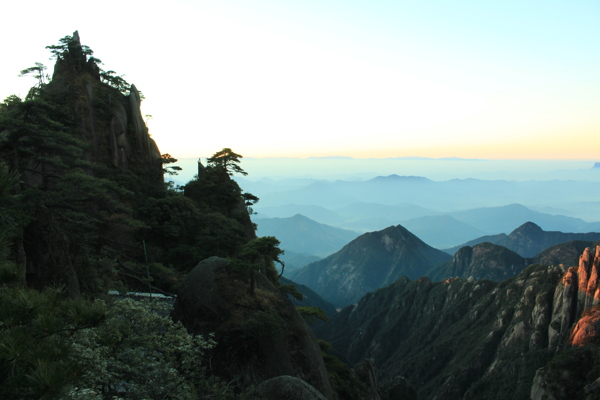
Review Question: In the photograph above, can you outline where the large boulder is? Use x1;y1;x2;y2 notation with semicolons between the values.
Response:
172;257;333;399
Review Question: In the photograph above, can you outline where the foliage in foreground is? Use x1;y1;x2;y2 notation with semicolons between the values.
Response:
66;298;230;400
0;280;107;400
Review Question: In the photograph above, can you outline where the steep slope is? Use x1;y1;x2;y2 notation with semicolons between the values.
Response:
428;242;529;281
256;214;359;257
317;245;600;400
289;225;451;307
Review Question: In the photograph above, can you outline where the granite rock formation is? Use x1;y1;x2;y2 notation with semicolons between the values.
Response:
548;245;600;347
172;257;333;399
49;31;161;173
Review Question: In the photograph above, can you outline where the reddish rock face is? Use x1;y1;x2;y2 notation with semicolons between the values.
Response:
578;246;600;310
571;306;600;346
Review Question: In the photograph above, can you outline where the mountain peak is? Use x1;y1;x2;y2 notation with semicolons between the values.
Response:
290;224;451;307
513;221;543;233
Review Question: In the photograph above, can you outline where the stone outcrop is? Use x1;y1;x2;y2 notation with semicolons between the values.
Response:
172;257;333;399
548;245;600;347
49;31;161;175
11;32;164;296
570;306;600;346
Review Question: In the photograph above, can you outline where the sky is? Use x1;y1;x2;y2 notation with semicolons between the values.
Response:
2;0;599;160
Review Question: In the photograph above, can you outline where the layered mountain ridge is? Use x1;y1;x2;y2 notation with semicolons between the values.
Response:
445;221;600;257
316;245;600;400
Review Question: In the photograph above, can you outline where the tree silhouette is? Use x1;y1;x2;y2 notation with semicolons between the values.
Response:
206;148;248;176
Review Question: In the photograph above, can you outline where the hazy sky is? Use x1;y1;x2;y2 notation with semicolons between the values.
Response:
2;0;599;160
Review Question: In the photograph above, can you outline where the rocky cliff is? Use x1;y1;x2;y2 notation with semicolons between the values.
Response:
316;246;600;400
172;257;334;399
48;31;161;174
548;245;600;346
1;32;165;296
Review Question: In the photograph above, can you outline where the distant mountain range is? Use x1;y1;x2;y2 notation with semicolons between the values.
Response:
245;175;600;220
241;175;600;238
255;214;359;258
255;201;600;250
278;250;321;275
286;221;600;307
445;221;600;257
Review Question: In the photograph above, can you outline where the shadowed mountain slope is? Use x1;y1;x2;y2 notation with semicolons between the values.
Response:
288;225;451;307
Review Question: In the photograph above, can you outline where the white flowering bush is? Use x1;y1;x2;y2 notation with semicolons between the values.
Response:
65;298;229;400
